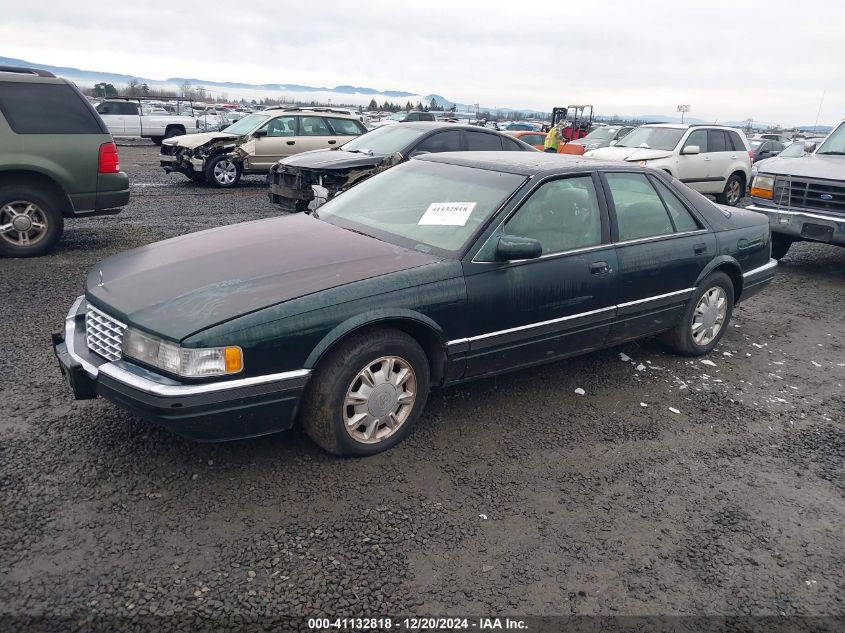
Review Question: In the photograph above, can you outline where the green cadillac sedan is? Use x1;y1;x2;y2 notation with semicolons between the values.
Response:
54;152;776;456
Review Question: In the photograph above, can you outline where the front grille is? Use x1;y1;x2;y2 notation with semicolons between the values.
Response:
86;305;127;362
773;177;845;215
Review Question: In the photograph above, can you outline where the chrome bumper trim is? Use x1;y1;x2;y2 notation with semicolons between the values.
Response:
63;295;311;397
745;204;845;224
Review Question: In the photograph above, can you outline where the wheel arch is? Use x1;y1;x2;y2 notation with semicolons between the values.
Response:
696;255;744;301
305;310;448;386
0;169;73;214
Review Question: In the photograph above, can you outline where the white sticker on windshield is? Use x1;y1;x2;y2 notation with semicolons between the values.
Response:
418;202;476;226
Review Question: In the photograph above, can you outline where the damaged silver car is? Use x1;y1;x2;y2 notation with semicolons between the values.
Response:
160;107;367;188
268;123;536;211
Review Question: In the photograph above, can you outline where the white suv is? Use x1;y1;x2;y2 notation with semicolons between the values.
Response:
585;124;752;206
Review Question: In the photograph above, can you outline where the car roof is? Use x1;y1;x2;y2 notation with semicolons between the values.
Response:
415;150;628;176
401;122;502;131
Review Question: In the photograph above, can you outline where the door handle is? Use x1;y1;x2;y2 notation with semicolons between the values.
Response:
328;140;337;145
286;140;295;145
703;156;711;161
589;261;610;275
694;242;707;254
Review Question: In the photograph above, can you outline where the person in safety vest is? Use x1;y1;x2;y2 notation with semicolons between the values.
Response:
544;123;566;153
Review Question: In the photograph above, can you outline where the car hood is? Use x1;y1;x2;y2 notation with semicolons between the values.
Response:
163;131;239;149
585;146;674;161
755;154;845;180
278;149;391;170
85;214;439;341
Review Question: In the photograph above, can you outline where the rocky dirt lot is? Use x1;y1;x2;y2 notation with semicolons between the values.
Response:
1;144;844;630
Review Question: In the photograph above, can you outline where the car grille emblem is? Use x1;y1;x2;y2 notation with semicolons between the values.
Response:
820;194;833;200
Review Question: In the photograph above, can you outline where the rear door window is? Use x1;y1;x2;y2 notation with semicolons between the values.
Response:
0;82;104;134
327;118;365;135
414;130;463;153
708;130;728;152
651;178;701;232
466;131;503;150
299;116;331;136
606;172;675;241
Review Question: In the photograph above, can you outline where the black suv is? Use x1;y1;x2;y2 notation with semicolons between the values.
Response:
0;66;129;257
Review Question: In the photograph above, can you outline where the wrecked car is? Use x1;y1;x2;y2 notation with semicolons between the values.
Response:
160;107;367;188
268;123;537;212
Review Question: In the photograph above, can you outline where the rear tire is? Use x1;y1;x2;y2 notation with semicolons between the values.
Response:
205;154;241;188
150;136;164;145
662;272;734;356
300;328;430;456
771;233;794;260
716;173;744;206
0;185;64;258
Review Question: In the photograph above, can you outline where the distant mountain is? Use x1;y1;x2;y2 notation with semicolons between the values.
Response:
0;56;417;99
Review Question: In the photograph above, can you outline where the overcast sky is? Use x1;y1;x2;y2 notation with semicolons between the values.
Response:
1;0;842;126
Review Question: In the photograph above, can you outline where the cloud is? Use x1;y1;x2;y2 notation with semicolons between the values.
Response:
0;0;842;125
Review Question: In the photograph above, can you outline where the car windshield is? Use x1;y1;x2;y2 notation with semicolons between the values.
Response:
779;142;806;158
584;127;616;141
615;127;685;150
222;113;269;135
341;125;428;155
816;123;845;155
317;160;525;256
388;112;407;121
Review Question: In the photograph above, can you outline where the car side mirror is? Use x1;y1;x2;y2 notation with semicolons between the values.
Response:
681;145;700;155
495;235;542;261
804;142;816;153
253;129;268;138
609;140;618;146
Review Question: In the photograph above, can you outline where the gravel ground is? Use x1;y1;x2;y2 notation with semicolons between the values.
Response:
1;144;844;630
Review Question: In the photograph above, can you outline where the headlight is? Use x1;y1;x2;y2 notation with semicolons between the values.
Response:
750;175;774;199
122;328;243;378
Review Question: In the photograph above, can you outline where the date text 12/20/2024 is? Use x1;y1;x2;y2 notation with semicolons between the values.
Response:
307;617;528;630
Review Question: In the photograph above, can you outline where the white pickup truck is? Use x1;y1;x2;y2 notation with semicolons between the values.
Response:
94;100;200;145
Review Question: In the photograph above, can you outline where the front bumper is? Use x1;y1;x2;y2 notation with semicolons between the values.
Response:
53;296;311;442
746;203;845;246
160;153;204;175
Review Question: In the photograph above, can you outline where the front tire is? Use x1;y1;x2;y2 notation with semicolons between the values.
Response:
663;272;734;356
205;154;241;188
771;233;794;260
300;328;430;456
716;173;744;206
0;185;64;257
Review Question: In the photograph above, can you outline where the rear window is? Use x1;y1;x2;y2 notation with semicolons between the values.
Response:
0;82;104;134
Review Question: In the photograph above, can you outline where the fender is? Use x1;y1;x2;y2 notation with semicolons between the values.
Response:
695;254;743;299
305;308;448;370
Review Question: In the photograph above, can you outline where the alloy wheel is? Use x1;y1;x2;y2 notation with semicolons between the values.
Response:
0;201;49;247
213;159;237;185
727;179;742;205
343;356;417;445
691;287;727;346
